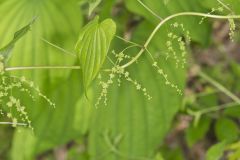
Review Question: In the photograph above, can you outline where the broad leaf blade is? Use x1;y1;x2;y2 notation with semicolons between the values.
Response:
88;22;186;160
76;17;116;90
0;0;84;157
215;118;239;142
11;70;92;160
88;0;211;158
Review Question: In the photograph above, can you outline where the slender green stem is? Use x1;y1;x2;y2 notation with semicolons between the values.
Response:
107;56;115;65
121;12;240;69
200;102;239;114
4;13;240;73
0;122;27;126
41;38;77;57
4;65;113;72
115;35;142;47
216;0;233;13
199;71;240;104
136;0;163;20
5;66;81;71
121;44;141;53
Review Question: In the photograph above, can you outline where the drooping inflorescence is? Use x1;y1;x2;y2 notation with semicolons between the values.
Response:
95;49;151;107
200;1;236;41
165;22;190;69
199;6;224;24
0;55;55;129
228;18;236;41
152;60;182;95
1;0;238;112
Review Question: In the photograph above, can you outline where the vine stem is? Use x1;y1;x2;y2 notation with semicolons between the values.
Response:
3;13;240;72
41;38;77;57
121;12;240;69
200;102;239;114
199;71;240;104
0;122;27;126
4;66;113;72
5;66;81;71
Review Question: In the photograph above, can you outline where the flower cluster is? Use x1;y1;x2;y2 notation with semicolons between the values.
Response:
200;2;236;41
165;22;190;69
96;49;151;107
200;6;225;24
228;18;236;41
0;55;55;129
152;61;182;95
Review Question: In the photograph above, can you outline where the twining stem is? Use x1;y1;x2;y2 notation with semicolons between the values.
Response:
115;35;142;47
5;66;81;71
4;13;240;72
121;12;240;69
199;71;240;104
4;66;113;72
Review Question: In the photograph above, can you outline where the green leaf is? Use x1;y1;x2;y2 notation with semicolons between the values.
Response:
11;128;37;160
0;0;85;157
0;0;81;84
186;117;211;147
0;18;35;62
88;0;102;16
228;142;240;160
11;70;92;159
206;142;226;160
88;21;186;160
215;118;239;142
75;16;116;91
224;104;240;118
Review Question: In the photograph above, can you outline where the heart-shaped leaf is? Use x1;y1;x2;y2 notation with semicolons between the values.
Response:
75;16;116;91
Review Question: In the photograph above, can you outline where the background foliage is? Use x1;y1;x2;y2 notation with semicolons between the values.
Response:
0;0;240;160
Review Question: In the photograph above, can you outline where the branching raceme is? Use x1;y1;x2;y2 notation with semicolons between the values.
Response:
0;55;55;129
1;0;240;128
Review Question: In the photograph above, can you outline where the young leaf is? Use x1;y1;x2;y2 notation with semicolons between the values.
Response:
215;118;239;142
75;16;116;90
206;141;226;160
88;0;102;16
0;18;36;62
186;117;211;147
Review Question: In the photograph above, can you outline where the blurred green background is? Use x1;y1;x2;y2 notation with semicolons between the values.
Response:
0;0;240;159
